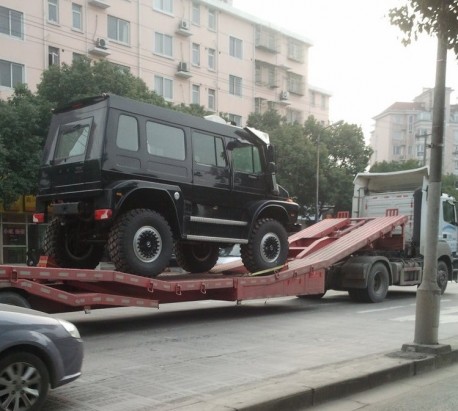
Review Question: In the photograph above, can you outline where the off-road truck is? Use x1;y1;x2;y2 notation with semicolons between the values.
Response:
33;94;299;277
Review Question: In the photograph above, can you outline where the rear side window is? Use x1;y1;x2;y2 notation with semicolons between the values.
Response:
54;118;93;162
116;115;139;151
146;121;185;160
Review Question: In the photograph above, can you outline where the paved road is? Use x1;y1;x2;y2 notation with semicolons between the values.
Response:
46;284;458;410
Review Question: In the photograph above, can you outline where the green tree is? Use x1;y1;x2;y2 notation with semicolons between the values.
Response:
37;57;166;107
441;174;458;198
0;85;51;206
369;159;422;172
389;0;458;55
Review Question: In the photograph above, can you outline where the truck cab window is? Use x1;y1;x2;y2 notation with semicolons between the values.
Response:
192;131;226;167
233;145;261;173
443;200;457;225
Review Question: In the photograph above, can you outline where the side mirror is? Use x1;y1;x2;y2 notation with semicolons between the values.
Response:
268;162;276;173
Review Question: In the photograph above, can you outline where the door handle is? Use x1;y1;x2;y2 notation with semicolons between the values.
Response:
194;171;203;177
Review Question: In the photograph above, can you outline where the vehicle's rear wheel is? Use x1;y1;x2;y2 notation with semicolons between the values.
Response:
437;260;449;294
175;241;220;273
42;217;104;269
241;218;288;273
359;262;389;303
108;209;173;277
0;292;31;308
0;352;49;411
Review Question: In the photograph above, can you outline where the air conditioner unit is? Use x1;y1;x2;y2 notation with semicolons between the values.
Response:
96;37;109;49
280;91;289;100
180;20;190;30
178;62;189;72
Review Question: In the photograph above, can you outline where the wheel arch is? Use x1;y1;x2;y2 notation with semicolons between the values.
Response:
114;187;182;238
249;202;290;231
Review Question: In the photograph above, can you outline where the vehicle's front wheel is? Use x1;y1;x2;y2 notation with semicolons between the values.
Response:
0;352;49;411
241;218;288;273
175;241;220;273
108;209;173;277
42;217;104;269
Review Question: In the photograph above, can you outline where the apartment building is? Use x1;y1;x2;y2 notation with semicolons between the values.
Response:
0;0;331;265
0;0;330;124
370;88;458;175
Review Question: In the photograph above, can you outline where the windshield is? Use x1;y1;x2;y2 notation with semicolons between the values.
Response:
54;118;93;163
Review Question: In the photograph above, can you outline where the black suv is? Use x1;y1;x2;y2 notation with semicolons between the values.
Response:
34;94;299;277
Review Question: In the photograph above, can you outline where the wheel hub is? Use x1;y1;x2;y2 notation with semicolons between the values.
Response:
260;233;281;263
133;226;162;263
0;363;40;411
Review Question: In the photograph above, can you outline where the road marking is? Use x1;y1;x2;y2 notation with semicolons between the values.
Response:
392;306;458;323
357;305;406;314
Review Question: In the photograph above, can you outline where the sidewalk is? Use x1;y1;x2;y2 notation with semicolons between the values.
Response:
173;335;458;411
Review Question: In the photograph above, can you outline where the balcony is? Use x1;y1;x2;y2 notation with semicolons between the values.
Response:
88;0;110;9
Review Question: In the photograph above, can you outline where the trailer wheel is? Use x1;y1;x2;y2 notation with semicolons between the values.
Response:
42;217;104;269
0;352;49;411
175;241;219;273
241;218;288;273
360;262;389;303
0;291;31;308
437;260;449;295
108;209;173;277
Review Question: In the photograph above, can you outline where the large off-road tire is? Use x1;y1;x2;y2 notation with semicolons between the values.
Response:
175;241;220;273
359;262;389;303
0;352;50;411
437;260;449;295
241;218;288;273
42;217;104;269
107;209;173;277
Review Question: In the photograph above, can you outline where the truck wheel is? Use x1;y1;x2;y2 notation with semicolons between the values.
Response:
0;352;49;411
42;217;104;269
437;260;449;295
175;241;219;273
241;218;288;273
0;291;31;308
108;209;173;277
360;262;389;303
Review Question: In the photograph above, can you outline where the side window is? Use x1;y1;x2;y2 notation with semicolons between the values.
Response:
192;131;226;167
116;115;139;151
146;121;185;160
233;146;262;173
443;200;457;225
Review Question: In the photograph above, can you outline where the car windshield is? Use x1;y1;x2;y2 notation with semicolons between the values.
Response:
54;119;93;162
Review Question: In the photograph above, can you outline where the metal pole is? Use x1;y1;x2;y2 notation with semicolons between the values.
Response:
414;14;447;345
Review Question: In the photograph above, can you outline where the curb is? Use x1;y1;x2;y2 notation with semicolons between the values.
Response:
174;337;458;411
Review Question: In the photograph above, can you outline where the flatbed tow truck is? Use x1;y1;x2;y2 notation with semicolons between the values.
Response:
0;213;410;313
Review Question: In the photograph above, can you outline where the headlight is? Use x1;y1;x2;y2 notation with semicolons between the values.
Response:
57;319;81;339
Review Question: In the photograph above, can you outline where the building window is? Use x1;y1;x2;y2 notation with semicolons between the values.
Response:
287;72;304;95
286;109;302;124
228;113;242;127
229;36;242;59
208;48;215;70
48;46;60;66
287;38;304;62
108;15;130;44
0;7;23;39
192;43;200;66
72;3;82;30
153;0;173;14
192;2;200;25
48;0;59;23
229;75;242;96
154;75;173;100
154;32;173;57
208;9;216;30
0;59;24;88
72;52;85;62
208;88;216;111
192;84;200;104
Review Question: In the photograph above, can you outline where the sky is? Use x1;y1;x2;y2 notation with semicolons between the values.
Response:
232;0;458;140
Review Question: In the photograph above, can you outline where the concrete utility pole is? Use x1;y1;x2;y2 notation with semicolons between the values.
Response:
413;13;448;345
